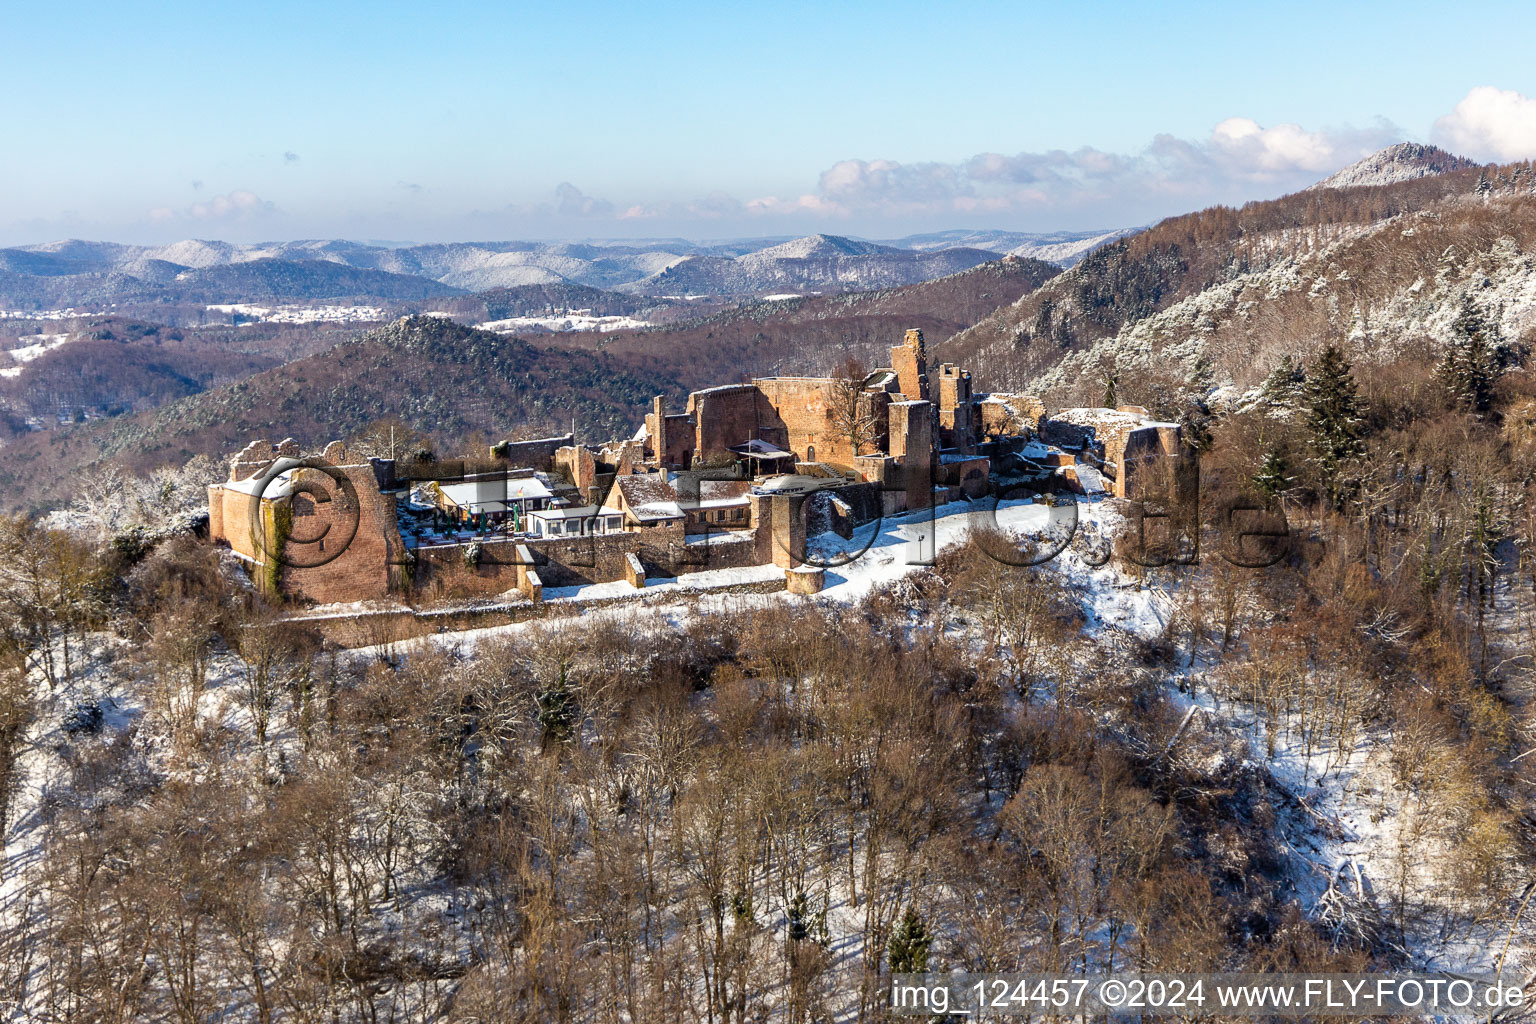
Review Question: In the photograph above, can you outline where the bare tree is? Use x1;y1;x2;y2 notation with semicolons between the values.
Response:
828;357;881;460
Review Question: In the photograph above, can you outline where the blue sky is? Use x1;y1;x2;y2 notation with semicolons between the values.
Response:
6;0;1536;245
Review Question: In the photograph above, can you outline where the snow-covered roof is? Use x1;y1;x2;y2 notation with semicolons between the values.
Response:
439;476;553;509
633;502;684;519
729;438;794;459
700;479;750;502
221;457;303;497
616;474;686;520
529;504;623;521
1054;407;1178;431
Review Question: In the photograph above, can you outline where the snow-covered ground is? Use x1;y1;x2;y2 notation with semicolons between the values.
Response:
346;496;1171;662
204;303;389;324
4;494;1528;1017
475;311;651;334
347;493;1527;981
0;308;81;321
1;332;71;375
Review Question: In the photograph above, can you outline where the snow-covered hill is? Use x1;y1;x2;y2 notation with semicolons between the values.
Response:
623;234;1004;295
0;229;1107;307
1007;227;1136;267
1305;142;1478;192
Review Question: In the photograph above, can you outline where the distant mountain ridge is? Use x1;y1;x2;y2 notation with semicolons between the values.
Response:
0;229;1125;308
621;235;1005;295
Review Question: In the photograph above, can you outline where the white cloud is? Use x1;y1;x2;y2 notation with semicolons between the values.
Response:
149;189;276;225
498;115;1396;236
618;192;745;221
759;117;1401;226
1206;117;1341;173
1433;86;1536;161
553;182;613;218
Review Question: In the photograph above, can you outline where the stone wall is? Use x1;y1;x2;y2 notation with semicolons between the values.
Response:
887;399;929;460
748;492;808;568
645;396;698;466
278;462;405;604
979;393;1046;438
214;485;263;562
937;454;991;498
554;445;596;501
411;518;766;600
491;433;572;469
891;328;929;401
207;485;227;544
936;363;974;451
689;384;774;463
745;378;860;465
1117;424;1186;500
1040;408;1187;500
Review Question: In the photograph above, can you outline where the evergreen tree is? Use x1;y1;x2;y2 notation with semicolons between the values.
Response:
1253;447;1293;500
888;907;931;973
536;665;578;743
1304;344;1366;511
1186;352;1215;394
1437;298;1500;414
1101;370;1118;409
787;891;810;943
1179;400;1214;453
1032;298;1055;339
1261;354;1306;408
1179;354;1216;451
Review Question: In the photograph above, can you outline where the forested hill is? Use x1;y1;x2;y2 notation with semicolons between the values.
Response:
938;156;1528;402
541;256;1060;387
0;257;1058;511
0;317;683;509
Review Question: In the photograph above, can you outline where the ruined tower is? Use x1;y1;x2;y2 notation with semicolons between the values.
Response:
891;328;929;402
648;395;667;467
936;363;974;452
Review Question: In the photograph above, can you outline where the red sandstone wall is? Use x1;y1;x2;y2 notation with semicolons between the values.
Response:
690;385;770;463
218;487;264;563
280;463;403;604
752;378;864;465
412;520;762;600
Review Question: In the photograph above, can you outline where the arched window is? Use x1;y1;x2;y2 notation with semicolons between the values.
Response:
806;445;815;461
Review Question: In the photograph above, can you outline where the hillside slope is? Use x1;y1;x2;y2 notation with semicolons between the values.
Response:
0;257;1057;510
543;256;1060;387
939;150;1520;402
0;317;682;508
0;233;1053;307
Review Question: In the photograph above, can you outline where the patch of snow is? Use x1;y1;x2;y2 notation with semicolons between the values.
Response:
476;312;651;334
